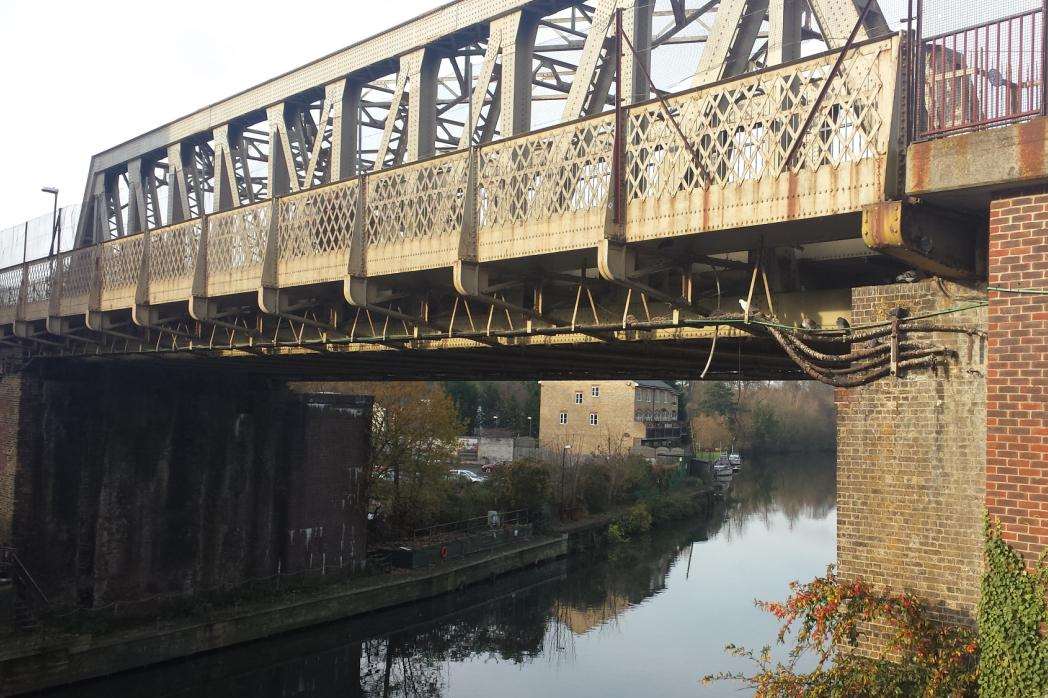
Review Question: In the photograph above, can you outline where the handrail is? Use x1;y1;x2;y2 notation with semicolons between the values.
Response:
411;509;530;541
922;7;1042;43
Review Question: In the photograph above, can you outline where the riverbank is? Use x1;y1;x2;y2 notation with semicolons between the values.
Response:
0;482;715;695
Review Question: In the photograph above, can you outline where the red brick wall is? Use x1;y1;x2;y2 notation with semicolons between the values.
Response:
987;194;1048;566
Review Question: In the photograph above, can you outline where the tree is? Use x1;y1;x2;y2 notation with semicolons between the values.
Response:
356;382;464;534
444;381;480;432
691;414;733;453
696;382;738;419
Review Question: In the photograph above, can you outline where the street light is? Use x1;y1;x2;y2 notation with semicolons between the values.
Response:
527;416;533;437
559;444;571;518
41;187;59;257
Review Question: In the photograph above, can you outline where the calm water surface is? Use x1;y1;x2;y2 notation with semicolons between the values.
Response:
45;454;836;698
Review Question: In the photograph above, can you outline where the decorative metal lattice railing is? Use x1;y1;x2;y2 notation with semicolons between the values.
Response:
149;221;202;305
99;236;144;311
0;267;23;325
56;247;96;318
365;152;468;275
206;202;270;297
0;37;900;327
277;179;359;285
477;114;615;261
624;36;897;242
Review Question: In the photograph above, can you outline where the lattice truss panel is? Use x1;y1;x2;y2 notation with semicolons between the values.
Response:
100;237;143;292
206;203;271;295
277;179;358;284
366;154;468;245
99;236;144;310
0;267;22;313
149;221;202;303
23;260;52;305
478;114;615;229
625;38;887;200
59;249;96;302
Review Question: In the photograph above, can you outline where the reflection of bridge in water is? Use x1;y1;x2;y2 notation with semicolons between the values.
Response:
0;0;929;380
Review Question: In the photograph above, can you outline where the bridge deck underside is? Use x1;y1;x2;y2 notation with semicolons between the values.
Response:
53;333;801;381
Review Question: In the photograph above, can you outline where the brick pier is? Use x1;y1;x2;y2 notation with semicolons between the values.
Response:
987;193;1048;566
837;281;987;628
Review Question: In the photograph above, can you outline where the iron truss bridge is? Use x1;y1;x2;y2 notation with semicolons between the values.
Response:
0;0;934;380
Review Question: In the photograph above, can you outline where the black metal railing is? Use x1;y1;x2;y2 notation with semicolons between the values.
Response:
411;509;530;542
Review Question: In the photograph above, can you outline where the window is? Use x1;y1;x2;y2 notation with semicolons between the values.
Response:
559;412;568;425
575;391;584;404
591;386;600;397
589;413;598;426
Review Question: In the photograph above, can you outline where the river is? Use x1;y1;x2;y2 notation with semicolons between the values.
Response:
39;453;836;698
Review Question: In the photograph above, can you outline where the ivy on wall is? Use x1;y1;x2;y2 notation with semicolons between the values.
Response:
978;516;1048;696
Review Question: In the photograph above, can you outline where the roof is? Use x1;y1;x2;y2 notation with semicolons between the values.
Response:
635;380;677;392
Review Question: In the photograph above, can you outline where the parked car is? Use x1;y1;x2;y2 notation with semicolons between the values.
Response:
449;469;486;483
712;457;734;478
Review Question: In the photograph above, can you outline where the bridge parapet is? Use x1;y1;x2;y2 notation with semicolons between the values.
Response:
626;37;898;241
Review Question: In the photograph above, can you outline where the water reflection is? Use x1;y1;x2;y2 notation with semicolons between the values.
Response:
40;453;836;698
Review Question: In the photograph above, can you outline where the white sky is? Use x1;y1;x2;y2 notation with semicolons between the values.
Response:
0;0;447;228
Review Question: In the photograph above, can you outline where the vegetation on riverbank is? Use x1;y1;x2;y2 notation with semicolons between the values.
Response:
703;566;979;696
689;381;836;453
705;516;1048;697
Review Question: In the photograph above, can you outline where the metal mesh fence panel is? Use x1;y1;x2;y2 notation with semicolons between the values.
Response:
0;205;80;269
916;0;1045;137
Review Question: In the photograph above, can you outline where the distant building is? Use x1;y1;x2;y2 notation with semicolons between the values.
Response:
457;431;539;467
538;380;683;455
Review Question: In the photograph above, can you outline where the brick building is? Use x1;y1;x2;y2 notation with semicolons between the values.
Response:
538;380;682;455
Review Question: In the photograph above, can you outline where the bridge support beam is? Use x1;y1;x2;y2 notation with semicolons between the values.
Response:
862;201;983;280
836;279;987;633
0;368;372;608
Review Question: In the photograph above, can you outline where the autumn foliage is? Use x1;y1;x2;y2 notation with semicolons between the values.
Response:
703;566;978;697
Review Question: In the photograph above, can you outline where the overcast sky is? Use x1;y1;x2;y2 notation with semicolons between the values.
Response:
0;0;447;228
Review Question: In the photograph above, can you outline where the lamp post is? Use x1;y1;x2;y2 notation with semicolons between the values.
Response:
41;187;59;257
560;444;571;518
527;416;533;437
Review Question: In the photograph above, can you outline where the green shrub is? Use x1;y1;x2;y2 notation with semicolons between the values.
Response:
607;522;629;544
622;504;653;535
489;459;553;528
580;463;612;514
645;491;702;527
978;516;1048;696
